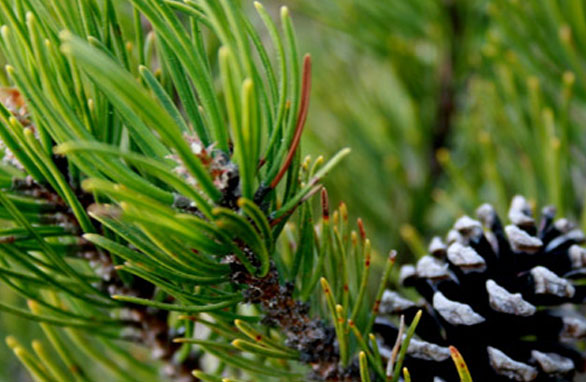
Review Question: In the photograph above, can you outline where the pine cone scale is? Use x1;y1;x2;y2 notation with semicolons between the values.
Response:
376;196;586;381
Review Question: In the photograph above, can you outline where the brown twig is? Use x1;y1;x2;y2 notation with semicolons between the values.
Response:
270;54;313;189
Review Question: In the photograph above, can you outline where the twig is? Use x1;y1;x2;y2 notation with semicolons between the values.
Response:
270;54;312;189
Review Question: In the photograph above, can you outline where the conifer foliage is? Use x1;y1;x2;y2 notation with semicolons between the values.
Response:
0;1;585;382
0;0;355;380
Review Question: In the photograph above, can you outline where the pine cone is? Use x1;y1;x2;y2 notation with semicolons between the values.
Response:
375;196;586;381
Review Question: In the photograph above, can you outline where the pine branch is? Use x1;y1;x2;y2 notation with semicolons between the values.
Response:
0;2;353;381
9;162;200;381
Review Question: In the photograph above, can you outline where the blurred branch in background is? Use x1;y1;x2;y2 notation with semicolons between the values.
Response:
281;0;489;256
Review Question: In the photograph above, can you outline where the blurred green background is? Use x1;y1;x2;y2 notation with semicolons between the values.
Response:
3;0;586;380
288;0;586;256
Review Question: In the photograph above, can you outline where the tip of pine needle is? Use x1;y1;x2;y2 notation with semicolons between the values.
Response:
280;6;289;18
243;78;253;91
219;46;230;59
31;340;42;352
357;218;366;241
5;336;17;349
320;277;331;294
23;128;34;138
